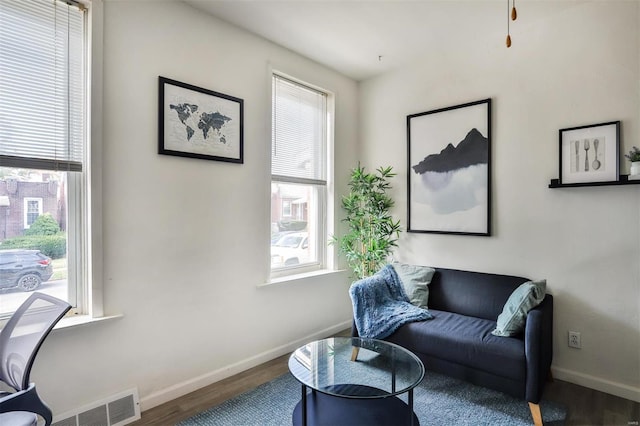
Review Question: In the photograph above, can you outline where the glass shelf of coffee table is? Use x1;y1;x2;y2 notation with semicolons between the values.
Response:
288;337;424;426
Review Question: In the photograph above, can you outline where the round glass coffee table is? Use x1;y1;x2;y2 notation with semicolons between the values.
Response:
288;337;424;426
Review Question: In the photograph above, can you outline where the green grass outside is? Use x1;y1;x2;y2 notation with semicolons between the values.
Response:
51;257;67;280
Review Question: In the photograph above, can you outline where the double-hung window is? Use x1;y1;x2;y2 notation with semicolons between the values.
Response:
0;0;88;317
24;198;43;228
270;74;329;276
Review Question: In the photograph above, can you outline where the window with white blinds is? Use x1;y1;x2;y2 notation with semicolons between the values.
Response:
270;74;330;276
0;0;85;171
272;75;327;184
0;0;89;319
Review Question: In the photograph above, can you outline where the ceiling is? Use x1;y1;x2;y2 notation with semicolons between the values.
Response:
183;0;586;81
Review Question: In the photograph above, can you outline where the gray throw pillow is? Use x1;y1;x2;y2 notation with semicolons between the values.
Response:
391;263;435;309
492;279;546;337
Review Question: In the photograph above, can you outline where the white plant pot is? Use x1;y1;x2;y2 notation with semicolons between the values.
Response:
630;161;640;180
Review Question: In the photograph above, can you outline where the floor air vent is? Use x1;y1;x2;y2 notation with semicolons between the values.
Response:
52;388;140;426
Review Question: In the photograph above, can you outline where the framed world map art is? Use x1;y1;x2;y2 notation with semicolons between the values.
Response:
158;76;244;163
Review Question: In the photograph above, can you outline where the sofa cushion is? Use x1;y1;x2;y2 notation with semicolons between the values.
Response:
492;280;546;337
428;268;530;320
386;310;525;381
391;263;435;309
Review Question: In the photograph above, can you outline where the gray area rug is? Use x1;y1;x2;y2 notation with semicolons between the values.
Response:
178;371;566;426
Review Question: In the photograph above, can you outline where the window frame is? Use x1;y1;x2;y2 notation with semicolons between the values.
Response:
269;72;333;279
23;197;43;229
282;199;292;218
0;0;97;321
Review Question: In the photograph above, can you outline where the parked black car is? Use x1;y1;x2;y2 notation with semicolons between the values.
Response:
0;249;54;291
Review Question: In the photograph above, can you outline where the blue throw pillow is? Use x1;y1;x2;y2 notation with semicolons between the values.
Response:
492;279;546;337
391;262;435;309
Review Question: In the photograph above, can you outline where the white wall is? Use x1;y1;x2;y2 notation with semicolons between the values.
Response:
30;0;357;415
360;1;640;401
21;0;640;416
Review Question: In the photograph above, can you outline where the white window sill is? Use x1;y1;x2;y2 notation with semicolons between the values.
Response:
53;313;123;331
260;268;348;287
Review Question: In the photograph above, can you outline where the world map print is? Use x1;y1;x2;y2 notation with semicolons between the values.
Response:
169;103;232;144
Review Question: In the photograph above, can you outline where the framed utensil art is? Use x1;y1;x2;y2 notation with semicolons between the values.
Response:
559;121;620;184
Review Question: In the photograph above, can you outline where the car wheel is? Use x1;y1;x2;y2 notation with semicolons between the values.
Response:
284;258;299;266
17;273;41;291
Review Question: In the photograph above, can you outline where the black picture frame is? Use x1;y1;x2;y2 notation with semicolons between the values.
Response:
558;121;620;184
407;98;491;236
158;76;244;163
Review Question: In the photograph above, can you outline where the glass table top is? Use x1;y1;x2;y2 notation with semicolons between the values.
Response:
288;337;424;399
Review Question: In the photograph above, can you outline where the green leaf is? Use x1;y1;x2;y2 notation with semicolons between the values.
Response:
330;164;402;279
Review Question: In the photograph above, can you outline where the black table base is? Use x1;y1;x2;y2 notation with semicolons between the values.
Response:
292;385;419;426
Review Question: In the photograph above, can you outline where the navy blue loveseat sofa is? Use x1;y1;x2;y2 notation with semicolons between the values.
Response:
352;267;553;426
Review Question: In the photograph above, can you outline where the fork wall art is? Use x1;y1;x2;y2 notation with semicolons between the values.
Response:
407;99;491;236
559;121;620;184
158;76;244;163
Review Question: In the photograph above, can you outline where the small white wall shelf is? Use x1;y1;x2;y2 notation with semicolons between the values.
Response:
548;175;640;188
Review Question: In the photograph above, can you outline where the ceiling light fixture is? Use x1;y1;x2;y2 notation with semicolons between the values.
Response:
506;0;517;48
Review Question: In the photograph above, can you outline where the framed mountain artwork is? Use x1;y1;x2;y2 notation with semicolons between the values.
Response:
407;98;491;236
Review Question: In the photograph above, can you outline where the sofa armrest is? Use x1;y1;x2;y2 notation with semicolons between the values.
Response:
524;294;554;403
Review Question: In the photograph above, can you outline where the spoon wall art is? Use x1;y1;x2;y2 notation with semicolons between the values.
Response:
559;121;620;185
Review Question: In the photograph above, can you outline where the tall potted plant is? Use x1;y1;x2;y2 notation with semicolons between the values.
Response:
332;164;402;279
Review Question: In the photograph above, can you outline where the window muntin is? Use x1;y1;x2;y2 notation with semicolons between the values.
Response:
0;0;87;318
271;75;329;276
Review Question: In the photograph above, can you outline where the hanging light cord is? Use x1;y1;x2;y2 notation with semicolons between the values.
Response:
506;0;517;48
506;0;511;47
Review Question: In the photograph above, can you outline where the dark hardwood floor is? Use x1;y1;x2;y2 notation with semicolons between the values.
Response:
543;379;639;426
132;353;291;425
132;331;639;426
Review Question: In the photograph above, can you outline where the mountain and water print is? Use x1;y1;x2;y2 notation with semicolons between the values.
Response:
411;127;488;226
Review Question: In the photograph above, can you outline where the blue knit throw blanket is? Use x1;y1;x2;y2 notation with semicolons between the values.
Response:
349;264;433;340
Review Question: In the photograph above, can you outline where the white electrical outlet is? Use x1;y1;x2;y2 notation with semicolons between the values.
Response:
568;331;581;349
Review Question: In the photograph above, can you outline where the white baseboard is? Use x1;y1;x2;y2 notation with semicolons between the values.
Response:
140;328;640;412
552;366;640;403
139;320;352;411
